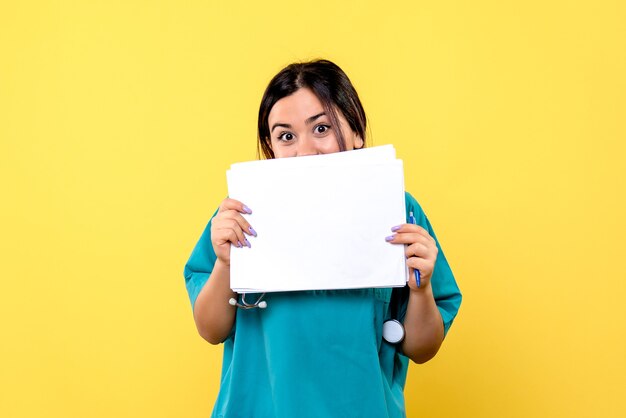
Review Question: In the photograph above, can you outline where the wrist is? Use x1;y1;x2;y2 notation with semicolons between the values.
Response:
409;279;433;295
214;258;231;272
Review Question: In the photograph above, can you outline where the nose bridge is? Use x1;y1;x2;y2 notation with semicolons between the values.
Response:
296;134;318;156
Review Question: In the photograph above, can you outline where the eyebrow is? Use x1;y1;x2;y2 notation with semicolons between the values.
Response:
270;112;327;133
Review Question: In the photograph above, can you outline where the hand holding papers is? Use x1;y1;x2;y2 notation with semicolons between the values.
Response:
226;145;407;293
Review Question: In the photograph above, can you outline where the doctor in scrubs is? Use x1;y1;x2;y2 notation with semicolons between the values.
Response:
184;59;462;418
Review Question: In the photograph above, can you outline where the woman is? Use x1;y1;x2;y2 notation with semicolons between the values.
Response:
184;59;462;418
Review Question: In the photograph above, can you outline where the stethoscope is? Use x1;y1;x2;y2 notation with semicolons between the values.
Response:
229;293;268;309
228;291;405;344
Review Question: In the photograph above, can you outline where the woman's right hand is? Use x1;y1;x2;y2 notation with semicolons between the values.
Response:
210;198;256;266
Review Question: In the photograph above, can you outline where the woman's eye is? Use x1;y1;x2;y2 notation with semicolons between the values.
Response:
278;132;294;142
314;124;331;134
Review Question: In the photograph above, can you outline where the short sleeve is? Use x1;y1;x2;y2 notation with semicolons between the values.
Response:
183;207;219;311
400;192;463;337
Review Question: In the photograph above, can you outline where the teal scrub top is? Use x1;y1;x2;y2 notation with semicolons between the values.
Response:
184;192;462;418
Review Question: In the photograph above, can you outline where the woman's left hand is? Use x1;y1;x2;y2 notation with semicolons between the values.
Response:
386;224;438;291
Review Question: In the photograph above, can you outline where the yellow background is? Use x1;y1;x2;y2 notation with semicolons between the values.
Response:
1;1;625;417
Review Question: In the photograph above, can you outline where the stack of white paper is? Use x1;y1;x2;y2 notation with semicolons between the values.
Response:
226;145;407;293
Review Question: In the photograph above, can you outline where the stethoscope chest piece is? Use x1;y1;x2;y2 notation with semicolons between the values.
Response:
382;319;405;344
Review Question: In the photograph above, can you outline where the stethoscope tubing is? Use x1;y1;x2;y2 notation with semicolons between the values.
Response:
229;293;268;309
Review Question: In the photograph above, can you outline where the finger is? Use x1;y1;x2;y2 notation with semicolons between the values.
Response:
216;219;247;247
390;223;431;237
214;228;243;248
216;221;250;248
217;210;257;237
219;198;252;215
405;242;431;259
385;232;433;246
406;257;435;278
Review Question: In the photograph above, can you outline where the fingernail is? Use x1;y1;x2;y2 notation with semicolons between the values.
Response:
391;225;401;232
237;241;242;248
385;234;396;242
243;205;252;214
249;226;257;237
245;239;251;248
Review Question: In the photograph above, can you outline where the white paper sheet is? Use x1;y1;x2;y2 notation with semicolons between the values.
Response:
226;145;407;292
229;144;396;172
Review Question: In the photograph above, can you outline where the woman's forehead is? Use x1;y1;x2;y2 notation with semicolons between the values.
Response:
268;88;324;121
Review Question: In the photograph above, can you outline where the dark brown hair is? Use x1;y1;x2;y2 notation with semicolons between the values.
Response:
257;59;367;159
